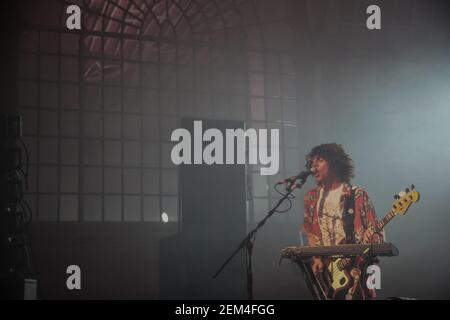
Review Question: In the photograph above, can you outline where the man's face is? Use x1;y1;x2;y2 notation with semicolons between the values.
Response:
311;155;335;185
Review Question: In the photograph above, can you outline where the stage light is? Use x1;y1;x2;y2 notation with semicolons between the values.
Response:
161;212;169;223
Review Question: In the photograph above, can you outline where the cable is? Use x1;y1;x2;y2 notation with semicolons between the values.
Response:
0;120;36;289
273;183;295;213
19;199;33;224
17;137;29;189
274;182;296;200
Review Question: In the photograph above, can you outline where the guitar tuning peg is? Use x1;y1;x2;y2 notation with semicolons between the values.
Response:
394;194;400;199
405;188;410;193
411;184;415;190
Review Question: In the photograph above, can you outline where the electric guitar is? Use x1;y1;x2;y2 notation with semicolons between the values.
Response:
327;185;420;297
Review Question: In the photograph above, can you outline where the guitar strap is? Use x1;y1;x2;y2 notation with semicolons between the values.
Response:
343;185;356;244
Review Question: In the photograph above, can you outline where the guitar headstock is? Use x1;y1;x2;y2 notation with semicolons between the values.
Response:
392;184;420;216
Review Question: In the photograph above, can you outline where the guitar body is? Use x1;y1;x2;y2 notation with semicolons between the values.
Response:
327;258;351;292
327;257;368;300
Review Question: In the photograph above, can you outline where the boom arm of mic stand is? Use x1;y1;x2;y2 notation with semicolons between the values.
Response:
212;177;308;299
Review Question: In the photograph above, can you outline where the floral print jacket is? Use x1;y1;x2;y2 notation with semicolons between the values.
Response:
302;182;383;246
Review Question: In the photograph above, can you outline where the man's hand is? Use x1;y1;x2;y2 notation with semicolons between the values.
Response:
311;257;324;275
362;228;382;243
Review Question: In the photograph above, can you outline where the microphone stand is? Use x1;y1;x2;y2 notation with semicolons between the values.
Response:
212;175;309;300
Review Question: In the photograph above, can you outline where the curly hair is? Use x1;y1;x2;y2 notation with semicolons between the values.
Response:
306;143;355;183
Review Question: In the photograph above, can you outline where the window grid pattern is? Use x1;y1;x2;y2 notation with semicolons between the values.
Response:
18;0;299;223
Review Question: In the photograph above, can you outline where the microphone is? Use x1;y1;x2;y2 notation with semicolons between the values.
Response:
276;168;315;185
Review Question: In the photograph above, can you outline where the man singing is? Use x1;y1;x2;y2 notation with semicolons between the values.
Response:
302;143;384;299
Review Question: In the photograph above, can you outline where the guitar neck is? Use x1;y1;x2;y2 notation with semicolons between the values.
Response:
374;210;396;234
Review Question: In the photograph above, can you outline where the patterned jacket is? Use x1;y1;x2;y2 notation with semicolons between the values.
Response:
302;182;383;246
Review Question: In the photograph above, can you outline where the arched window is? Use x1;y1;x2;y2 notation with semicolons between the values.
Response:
18;0;299;224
